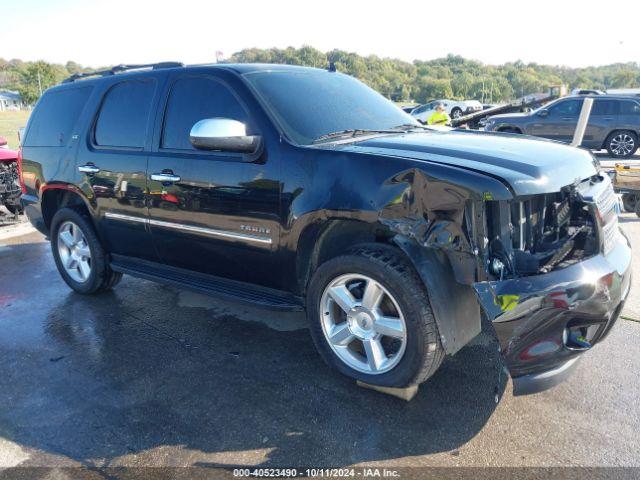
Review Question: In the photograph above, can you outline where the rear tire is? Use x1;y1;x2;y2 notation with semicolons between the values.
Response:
306;244;444;388
50;207;122;294
605;130;638;159
622;193;638;213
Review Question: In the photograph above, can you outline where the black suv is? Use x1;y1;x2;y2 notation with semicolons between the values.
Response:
20;63;631;395
484;95;640;158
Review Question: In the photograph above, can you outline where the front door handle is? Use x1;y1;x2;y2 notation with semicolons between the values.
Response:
78;164;100;174
150;172;181;183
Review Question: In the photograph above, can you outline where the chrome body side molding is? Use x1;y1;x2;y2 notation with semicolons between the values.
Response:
103;212;272;245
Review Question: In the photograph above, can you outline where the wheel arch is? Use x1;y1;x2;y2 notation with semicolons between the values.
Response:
41;184;94;231
296;218;396;296
497;125;523;134
295;218;482;355
601;128;639;150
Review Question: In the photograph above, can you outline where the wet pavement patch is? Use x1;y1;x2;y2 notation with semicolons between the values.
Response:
1;227;639;469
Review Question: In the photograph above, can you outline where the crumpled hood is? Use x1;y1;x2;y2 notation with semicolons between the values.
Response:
329;130;598;196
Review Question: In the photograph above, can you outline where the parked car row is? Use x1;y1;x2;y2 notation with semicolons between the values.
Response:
483;95;640;158
404;92;640;159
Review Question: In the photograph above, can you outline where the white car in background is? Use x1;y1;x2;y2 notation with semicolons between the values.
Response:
410;99;483;123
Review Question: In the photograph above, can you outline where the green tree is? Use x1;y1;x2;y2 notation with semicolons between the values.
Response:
15;61;66;104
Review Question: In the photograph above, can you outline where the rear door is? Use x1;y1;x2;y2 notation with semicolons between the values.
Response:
583;98;618;148
618;99;640;140
76;76;160;261
146;72;281;288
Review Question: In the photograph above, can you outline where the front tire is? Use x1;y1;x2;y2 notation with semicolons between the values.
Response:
50;207;122;294
451;107;463;119
606;131;638;159
306;244;444;388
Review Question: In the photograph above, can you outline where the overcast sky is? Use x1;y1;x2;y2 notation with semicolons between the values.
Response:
2;0;639;68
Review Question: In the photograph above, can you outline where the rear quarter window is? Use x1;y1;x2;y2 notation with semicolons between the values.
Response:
23;87;93;147
620;101;640;115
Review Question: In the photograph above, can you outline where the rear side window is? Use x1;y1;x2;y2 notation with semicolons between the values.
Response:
620;101;640;115
161;76;248;151
94;79;156;148
591;100;618;115
24;87;92;147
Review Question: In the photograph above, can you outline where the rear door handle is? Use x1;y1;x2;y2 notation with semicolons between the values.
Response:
150;172;181;183
78;164;100;174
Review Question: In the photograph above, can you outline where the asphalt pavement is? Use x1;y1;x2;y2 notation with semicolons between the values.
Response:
0;211;639;473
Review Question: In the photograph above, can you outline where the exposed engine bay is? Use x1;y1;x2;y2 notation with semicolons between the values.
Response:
0;160;23;215
480;173;617;281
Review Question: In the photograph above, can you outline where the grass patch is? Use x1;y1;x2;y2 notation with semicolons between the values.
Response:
0;110;31;149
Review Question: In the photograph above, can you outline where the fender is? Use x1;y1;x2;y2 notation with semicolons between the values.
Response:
39;182;98;230
393;234;481;355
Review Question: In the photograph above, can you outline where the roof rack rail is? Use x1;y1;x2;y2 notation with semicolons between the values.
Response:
62;62;184;83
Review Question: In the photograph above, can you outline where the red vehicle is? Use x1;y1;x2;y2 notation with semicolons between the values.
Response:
0;136;23;215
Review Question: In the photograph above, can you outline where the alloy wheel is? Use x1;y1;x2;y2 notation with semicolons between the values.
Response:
57;221;92;283
610;133;635;157
319;274;407;375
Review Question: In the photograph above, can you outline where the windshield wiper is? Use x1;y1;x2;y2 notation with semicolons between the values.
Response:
312;128;401;144
391;123;427;131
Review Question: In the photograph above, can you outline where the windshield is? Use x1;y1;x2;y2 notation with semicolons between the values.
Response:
243;70;419;145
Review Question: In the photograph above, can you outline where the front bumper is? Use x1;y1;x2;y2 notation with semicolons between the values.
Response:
474;230;632;395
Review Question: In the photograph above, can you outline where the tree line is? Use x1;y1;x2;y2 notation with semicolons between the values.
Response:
2;47;640;105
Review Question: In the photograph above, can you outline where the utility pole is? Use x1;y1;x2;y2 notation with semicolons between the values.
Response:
37;70;42;97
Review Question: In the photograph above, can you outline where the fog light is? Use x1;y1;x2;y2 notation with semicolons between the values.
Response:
564;326;594;351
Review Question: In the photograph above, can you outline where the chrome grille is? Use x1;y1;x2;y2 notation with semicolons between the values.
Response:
594;182;617;219
593;179;619;254
602;219;618;254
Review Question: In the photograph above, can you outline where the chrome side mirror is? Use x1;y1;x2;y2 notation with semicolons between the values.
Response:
189;118;261;154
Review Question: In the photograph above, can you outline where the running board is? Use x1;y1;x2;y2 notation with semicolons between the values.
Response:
110;255;304;311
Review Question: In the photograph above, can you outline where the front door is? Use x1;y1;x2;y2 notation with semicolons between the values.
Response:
146;73;281;288
76;77;159;261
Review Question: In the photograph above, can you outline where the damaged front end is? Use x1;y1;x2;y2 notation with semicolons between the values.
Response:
384;169;631;395
0;159;22;214
473;173;631;394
